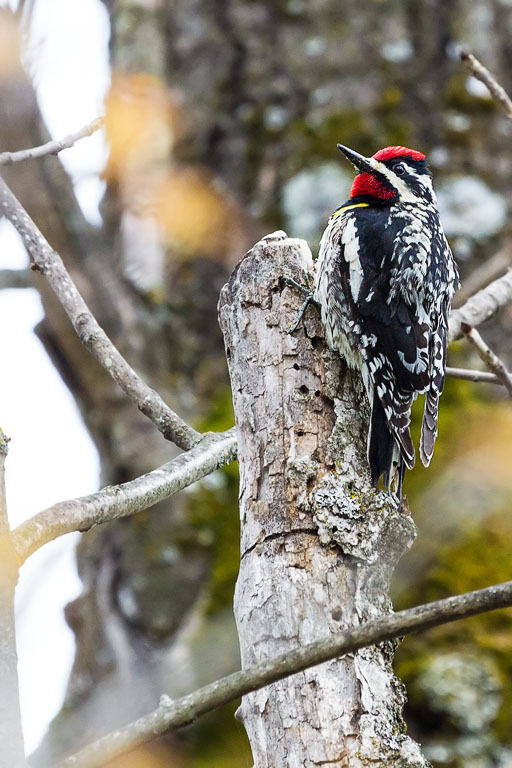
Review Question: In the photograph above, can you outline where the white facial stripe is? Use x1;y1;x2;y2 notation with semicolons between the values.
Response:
367;157;427;202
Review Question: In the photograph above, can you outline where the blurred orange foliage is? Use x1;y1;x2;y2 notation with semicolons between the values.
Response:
105;72;236;258
105;72;175;178
452;402;512;491
0;11;21;81
107;744;184;768
154;168;232;255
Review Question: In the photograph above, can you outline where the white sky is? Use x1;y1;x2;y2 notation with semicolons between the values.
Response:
0;0;110;753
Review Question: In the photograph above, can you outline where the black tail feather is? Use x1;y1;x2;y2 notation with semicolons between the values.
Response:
420;386;440;467
396;454;406;502
368;395;395;488
368;392;406;500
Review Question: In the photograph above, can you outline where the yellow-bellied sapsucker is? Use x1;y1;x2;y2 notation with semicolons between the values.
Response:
314;144;459;499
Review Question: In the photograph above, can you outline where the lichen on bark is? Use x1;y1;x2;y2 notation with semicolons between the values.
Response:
219;232;430;767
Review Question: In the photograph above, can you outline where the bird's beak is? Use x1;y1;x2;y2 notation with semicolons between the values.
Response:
337;144;375;174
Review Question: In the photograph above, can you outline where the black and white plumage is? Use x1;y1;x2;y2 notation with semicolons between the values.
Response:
314;144;459;498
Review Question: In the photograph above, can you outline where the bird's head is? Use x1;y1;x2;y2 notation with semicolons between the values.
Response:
338;144;433;204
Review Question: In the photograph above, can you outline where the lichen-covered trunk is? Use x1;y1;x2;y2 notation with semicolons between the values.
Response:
219;233;430;767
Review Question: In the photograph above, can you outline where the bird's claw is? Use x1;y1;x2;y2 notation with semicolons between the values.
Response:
279;275;312;295
279;275;318;334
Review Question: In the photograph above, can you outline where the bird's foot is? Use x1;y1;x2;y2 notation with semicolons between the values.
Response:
279;276;318;334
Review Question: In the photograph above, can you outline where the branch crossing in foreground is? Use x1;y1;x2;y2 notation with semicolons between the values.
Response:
0;117;105;166
59;580;512;768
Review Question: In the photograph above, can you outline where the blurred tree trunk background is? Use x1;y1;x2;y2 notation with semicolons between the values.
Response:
1;1;512;766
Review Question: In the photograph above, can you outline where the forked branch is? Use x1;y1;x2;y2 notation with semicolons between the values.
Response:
461;324;512;397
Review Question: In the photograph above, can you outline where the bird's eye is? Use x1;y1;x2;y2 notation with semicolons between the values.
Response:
394;163;406;176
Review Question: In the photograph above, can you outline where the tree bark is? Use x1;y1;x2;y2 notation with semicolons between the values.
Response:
219;233;429;767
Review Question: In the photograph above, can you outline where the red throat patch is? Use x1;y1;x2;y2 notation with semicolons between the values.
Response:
350;173;397;200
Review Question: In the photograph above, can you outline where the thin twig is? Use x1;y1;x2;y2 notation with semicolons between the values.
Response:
12;429;237;566
0;176;201;450
460;49;512;119
0;117;104;166
453;246;512;308
445;366;500;384
59;580;512;768
461;324;512;397
448;270;512;341
0;269;31;290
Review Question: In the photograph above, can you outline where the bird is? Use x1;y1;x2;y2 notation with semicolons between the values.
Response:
313;144;459;500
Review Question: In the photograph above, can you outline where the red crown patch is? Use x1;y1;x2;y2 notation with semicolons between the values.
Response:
372;146;426;163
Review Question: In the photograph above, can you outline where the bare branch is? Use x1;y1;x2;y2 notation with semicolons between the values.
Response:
445;366;501;385
0;117;104;166
0;175;201;450
448;269;512;341
460;48;512;119
59;580;512;768
453;245;512;308
12;428;236;566
0;268;31;290
461;324;512;397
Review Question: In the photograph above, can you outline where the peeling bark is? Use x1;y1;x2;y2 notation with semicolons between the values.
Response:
219;233;430;767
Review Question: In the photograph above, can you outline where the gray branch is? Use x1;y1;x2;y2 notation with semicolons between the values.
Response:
0;175;201;450
452;245;512;308
461;324;512;397
0;117;104;166
460;49;512;119
0;269;31;290
445;366;501;384
448;269;512;341
12;428;237;566
59;580;512;768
